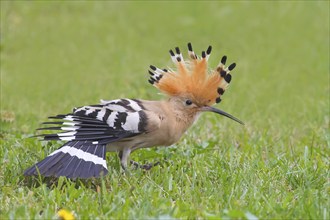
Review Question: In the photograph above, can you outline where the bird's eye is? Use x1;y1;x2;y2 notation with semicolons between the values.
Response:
185;99;193;106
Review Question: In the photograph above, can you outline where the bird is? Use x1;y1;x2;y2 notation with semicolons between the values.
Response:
24;43;244;179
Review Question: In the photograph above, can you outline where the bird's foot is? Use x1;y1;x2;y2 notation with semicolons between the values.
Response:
130;160;160;170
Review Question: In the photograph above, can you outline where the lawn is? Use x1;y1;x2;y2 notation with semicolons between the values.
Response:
1;1;329;219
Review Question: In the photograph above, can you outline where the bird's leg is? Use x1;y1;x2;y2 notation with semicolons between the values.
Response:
129;160;161;170
118;151;124;169
118;148;160;171
118;148;131;170
129;160;140;169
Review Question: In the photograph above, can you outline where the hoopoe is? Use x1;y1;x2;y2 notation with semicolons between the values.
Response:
24;43;243;179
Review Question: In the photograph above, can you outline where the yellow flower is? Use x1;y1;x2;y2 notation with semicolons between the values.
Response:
57;209;75;220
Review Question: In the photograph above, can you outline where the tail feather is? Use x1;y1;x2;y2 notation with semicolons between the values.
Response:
29;152;66;175
24;141;108;179
55;142;87;177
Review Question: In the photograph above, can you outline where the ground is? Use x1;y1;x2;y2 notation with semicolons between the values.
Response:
0;1;329;219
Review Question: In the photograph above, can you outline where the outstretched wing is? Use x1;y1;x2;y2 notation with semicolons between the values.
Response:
36;99;148;145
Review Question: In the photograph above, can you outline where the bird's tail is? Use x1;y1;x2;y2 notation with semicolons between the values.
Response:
24;141;108;179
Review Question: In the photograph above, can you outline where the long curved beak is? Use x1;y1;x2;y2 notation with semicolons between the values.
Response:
200;106;244;125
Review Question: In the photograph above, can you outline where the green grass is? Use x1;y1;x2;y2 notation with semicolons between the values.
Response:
1;1;329;219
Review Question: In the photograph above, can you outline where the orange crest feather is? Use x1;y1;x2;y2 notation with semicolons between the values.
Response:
148;43;236;106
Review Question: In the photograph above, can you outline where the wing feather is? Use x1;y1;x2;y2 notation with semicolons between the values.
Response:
36;99;147;145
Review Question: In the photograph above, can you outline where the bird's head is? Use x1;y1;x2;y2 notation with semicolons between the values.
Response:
148;43;244;125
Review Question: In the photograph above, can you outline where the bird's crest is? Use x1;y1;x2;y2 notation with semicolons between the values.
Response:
148;43;236;106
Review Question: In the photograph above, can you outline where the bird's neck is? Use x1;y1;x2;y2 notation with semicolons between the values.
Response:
142;99;199;133
140;99;200;146
168;102;200;133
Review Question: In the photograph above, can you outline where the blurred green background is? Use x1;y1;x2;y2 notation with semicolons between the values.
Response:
1;1;329;219
1;1;328;132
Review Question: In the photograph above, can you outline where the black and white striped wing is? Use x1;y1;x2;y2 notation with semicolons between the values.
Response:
37;99;148;145
24;99;148;178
